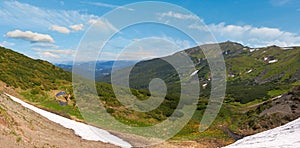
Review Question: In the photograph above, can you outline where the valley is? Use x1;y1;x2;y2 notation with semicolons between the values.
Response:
0;41;299;147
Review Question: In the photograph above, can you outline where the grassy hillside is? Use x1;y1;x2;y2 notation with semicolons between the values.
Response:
101;41;300;104
96;41;300;143
1;44;300;146
0;46;71;90
0;46;81;119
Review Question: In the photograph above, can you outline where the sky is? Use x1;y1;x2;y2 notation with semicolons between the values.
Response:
0;0;300;63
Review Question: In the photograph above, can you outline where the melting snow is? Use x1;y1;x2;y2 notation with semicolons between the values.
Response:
223;117;300;148
5;94;132;148
246;69;253;74
190;70;199;77
268;59;278;64
281;47;293;50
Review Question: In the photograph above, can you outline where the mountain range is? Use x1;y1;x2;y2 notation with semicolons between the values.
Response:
0;41;300;147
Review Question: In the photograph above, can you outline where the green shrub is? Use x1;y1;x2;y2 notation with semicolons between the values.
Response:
106;108;115;114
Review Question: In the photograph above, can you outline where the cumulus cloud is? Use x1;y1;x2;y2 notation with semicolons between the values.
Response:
189;22;300;47
40;51;60;58
158;11;200;20
88;19;98;24
33;48;75;59
69;24;84;32
6;30;54;43
49;25;70;34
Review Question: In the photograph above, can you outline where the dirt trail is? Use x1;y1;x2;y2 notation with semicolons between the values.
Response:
0;93;117;148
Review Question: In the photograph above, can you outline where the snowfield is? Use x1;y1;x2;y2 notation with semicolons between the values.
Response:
6;94;132;148
224;117;300;148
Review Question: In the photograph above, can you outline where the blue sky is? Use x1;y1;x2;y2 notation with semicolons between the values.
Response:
0;0;300;63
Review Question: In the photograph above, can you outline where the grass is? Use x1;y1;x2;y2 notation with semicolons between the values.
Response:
292;81;300;86
20;90;83;120
38;100;83;120
267;89;287;97
1;43;299;144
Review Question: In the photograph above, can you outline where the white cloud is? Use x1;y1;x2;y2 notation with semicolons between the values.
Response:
157;10;300;47
6;30;54;43
49;25;70;34
161;36;192;49
81;1;134;11
31;43;59;49
188;24;209;31
0;41;15;47
88;19;98;24
40;51;60;58
49;49;75;55
33;48;75;55
0;1;98;29
100;37;182;61
158;11;200;20
88;19;118;32
190;22;300;47
69;24;84;32
33;48;75;60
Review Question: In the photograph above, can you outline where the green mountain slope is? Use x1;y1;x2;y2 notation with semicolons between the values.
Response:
101;41;300;104
1;44;300;146
96;41;300;144
0;46;71;90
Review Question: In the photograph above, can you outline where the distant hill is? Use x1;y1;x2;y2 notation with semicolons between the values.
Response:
56;60;137;80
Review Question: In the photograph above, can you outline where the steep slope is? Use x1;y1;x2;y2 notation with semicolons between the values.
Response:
0;46;71;90
101;41;300;104
1;44;300;147
0;46;81;120
224;116;300;148
97;41;300;145
0;91;117;148
236;85;300;136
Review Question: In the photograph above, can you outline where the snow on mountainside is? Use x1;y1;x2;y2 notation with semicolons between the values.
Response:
5;94;132;148
224;117;300;148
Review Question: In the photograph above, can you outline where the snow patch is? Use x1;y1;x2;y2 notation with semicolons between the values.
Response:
190;70;199;77
281;47;293;50
268;59;278;64
5;94;132;148
250;48;259;52
223;117;300;148
246;69;253;74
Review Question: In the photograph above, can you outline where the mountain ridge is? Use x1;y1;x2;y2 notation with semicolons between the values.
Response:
0;42;300;147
